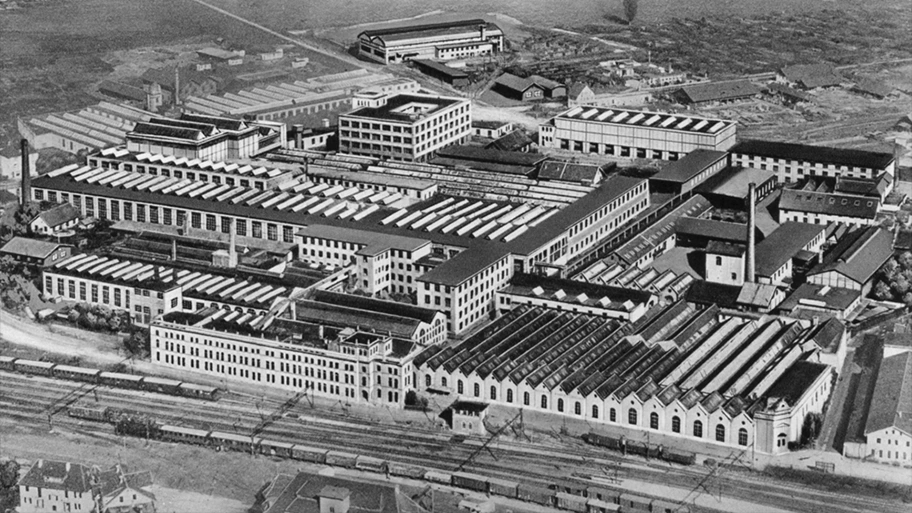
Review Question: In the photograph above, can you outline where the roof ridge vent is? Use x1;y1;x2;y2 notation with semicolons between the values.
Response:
553;289;566;300
531;286;544;296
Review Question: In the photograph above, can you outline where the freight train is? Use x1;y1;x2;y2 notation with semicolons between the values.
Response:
137;424;691;513
1;356;219;401
582;432;697;466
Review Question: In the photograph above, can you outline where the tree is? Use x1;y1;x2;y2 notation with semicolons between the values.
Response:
899;251;912;271
874;281;893;301
623;0;638;24
904;292;912;307
882;259;899;281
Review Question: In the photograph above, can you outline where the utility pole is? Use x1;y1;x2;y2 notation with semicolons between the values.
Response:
454;409;523;473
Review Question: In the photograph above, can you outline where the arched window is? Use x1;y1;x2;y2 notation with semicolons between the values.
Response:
715;424;726;442
609;408;617;422
693;420;703;438
523;392;530;406
457;380;464;394
490;386;497;400
650;412;659;429
574;401;581;415
506;389;513;403
441;377;447;388
738;428;748;446
541;396;548;409
557;399;565;412
473;383;480;397
592;405;599;419
672;416;681;433
777;433;787;447
628;408;638;425
425;375;431;387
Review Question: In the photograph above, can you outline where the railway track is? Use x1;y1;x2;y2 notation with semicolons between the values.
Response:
1;372;904;513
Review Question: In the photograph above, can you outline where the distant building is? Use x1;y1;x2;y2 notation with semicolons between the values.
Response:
674;80;760;105
540;107;736;161
493;73;565;101
18;460;155;513
864;352;912;463
567;84;652;108
196;47;245;66
338;93;472;162
649;149;729;195
29;202;80;235
484;130;534;153
140;65;221;106
777;283;862;322
705;241;747;286
778;188;880;227
730;139;896;184
0;145;39;181
775;63;843;90
536;161;605;186
763;83;811;106
450;400;488;435
472;120;512;139
19;102;151;155
0;237;73;267
357;19;503;64
94;464;156;513
97;80;148;107
697;166;777;210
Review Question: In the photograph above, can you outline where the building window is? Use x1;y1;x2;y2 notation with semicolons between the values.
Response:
425;375;431;387
191;212;202;229
738;428;748;446
592;405;599;419
473;383;479;397
715;256;722;266
628;408;637;425
541;396;548;409
506;389;513;403
609;408;616;422
523;391;530;406
206;214;216;231
715;424;726;442
557;398;564;412
574;401;581;415
650;412;659;429
693;420;703;438
457;380;464;394
672;416;681;433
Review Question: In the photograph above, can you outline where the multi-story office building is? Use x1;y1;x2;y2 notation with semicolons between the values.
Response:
338;93;471;162
730;140;896;184
539;107;736;161
357;19;504;65
151;308;421;407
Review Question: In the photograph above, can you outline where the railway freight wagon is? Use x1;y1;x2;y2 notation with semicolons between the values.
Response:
517;483;553;506
325;451;359;469
388;462;426;479
14;359;55;376
661;448;697;466
452;472;488;492
355;456;387;473
487;477;519;498
587;498;621;512
67;405;120;423
424;470;452;484
291;444;328;463
556;492;588;513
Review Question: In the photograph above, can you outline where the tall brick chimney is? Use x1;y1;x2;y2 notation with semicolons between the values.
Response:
20;139;31;206
228;217;238;268
746;182;757;283
173;66;180;107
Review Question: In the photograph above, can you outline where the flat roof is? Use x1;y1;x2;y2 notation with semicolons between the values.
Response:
651;149;728;184
298;224;430;256
778;283;861;313
435;145;547;167
555;107;734;135
731;139;894;170
412;59;468;79
342;94;462;123
702;166;777;198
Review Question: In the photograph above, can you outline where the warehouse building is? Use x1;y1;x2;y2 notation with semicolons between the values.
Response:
805;226;893;296
338;93;471;162
539;107;736;161
775;63;843;90
493;73;566;102
151;307;421;407
411;59;469;87
357;19;504;64
730;140;896;184
674;80;760;105
0;237;73;267
778;188;880;227
649;149;729;194
418;302;834;454
19;102;152;155
863;352;912;464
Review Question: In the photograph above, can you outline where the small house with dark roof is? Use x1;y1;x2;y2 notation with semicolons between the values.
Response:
95;464;156;513
806;226;894;295
763;83;811;105
29;202;80;235
851;78;894;100
98;80;148;105
0;237;74;267
536;161;606;186
0;144;38;182
18;460;95;513
864;352;912;463
472;120;512;139
775;63;843;90
255;471;422;513
484;129;534;153
411;59;469;87
649;149;728;194
675;217;759;248
493;73;565;101
675;80;760;105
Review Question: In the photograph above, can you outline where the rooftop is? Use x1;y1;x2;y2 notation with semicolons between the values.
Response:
435;145;546;168
343;93;462;123
502;272;655;310
699;166;777;199
312;290;441;325
451;400;489;414
537;161;606;184
731;139;894;170
778;188;879;219
778;283;862;314
360;18;500;44
298;224;430;257
808;226;893;285
18;460;92;493
763;361;830;407
864;352;912;436
677;80;760;103
651;149;728;184
706;240;745;257
754;222;825;277
555;107;734;135
411;59;468;79
0;237;72;259
778;63;843;89
676;217;753;243
260;472;408;513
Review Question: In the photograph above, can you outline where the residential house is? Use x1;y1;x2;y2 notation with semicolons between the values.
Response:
0;145;39;181
0;237;74;266
30;203;80;235
254;471;427;513
18;460;95;513
493;73;565;101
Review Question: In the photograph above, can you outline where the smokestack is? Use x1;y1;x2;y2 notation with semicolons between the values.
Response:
321;118;330;128
20;139;31;206
479;24;486;41
746;182;757;283
228;217;237;268
293;124;304;148
173;67;180;107
171;238;177;261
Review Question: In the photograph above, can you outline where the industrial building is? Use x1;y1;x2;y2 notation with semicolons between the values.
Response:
539;107;736;161
649;149;728;194
729;140;896;184
255;472;416;513
0;237;73;267
411;59;470;87
357;19;504;64
151;307;421;407
125;114;285;161
775;63;843;90
674;80;760;105
864;352;912;463
338;93;472;162
805;226;894;295
493;73;566;101
18;102;152;155
778;188;880;227
418;301;835;454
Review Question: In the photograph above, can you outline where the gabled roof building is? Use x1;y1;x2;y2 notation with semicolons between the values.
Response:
730;139;896;185
775;63;843;90
806;226;893;295
358;19;503;64
864;352;912;463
